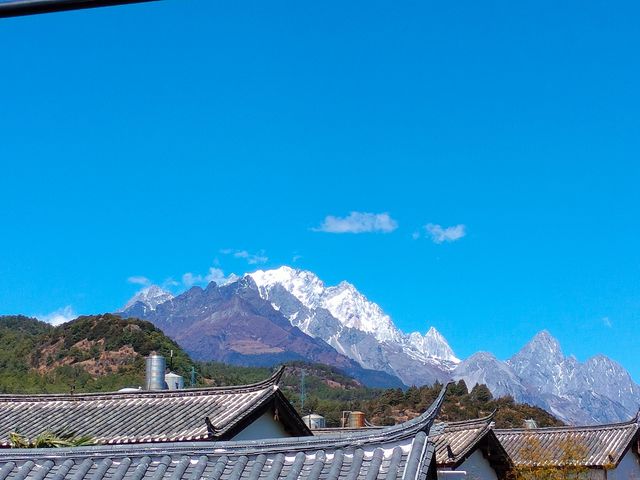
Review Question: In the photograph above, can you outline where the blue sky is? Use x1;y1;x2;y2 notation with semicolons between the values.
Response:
1;0;639;380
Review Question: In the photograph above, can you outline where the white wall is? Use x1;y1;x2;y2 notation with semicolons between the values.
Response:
230;411;290;441
437;450;499;480
605;450;640;480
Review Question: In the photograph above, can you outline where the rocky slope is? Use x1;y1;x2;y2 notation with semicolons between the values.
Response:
121;277;402;388
0;314;193;393
120;266;640;425
453;331;640;425
249;266;458;385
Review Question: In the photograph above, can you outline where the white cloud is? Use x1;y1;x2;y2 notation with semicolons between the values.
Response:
127;276;151;286
182;272;204;287
205;267;239;285
292;254;302;263
221;249;269;265
422;223;466;244
603;316;612;328
183;267;239;288
162;278;180;288
37;306;77;326
314;212;398;234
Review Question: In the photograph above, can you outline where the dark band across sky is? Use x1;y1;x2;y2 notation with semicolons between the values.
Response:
0;0;158;18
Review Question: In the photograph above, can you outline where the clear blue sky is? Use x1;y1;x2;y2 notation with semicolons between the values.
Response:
1;0;639;380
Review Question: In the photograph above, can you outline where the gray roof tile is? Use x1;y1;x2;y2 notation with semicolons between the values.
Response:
495;415;640;468
0;368;309;445
0;386;448;480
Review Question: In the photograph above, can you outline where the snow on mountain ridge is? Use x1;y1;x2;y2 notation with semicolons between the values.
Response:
407;327;460;363
248;266;459;379
249;266;404;344
122;285;174;312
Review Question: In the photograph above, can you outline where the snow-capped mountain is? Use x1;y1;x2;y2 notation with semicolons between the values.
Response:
249;267;402;344
453;331;640;425
406;327;460;364
249;266;458;386
121;285;174;316
118;266;640;425
453;351;532;401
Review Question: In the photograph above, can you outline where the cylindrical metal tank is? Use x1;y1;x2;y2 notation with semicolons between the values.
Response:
145;353;167;390
347;411;366;428
165;372;184;390
302;414;326;429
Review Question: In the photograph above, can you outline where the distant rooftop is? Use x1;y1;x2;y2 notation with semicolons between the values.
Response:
0;367;310;445
0;385;448;480
495;414;640;468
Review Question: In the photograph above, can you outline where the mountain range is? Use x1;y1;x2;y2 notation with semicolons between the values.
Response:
119;266;640;425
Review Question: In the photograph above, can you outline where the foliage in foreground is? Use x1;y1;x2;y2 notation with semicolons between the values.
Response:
9;430;95;448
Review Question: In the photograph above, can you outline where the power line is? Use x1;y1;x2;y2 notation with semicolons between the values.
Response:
0;0;159;19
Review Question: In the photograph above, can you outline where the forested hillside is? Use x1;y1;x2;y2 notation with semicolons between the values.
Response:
0;315;562;429
198;361;564;429
0;314;194;393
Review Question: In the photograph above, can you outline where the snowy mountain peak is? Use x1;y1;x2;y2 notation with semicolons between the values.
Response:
322;282;401;343
407;327;460;364
249;267;402;343
121;285;173;312
249;266;325;308
517;330;564;362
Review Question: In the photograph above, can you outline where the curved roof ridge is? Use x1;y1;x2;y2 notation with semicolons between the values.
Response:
211;382;449;452
435;411;496;431
0;366;286;402
494;414;640;434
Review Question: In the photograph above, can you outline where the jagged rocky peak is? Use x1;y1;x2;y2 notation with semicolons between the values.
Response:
249;266;325;307
249;266;402;343
509;329;565;367
121;285;173;312
407;327;460;363
453;351;531;401
322;280;401;343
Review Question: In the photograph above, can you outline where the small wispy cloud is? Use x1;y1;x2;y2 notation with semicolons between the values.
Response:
292;254;303;263
37;306;77;326
162;278;180;288
127;276;151;286
221;249;268;265
206;267;239;284
313;212;398;234
182;272;203;288
182;267;238;288
602;316;613;328
416;223;466;244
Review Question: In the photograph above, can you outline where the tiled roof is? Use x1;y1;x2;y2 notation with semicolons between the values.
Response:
0;385;448;480
313;414;510;469
495;415;640;468
312;426;384;436
0;367;311;446
431;414;496;466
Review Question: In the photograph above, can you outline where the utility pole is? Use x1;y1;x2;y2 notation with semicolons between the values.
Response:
300;370;305;413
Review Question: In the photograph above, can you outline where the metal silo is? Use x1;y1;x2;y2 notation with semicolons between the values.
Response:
347;411;366;428
145;353;167;390
302;414;326;429
165;372;184;390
